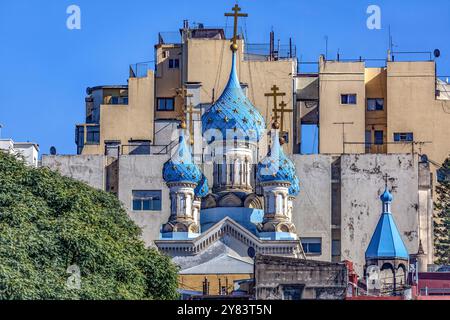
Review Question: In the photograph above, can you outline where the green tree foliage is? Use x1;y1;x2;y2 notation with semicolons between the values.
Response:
0;152;179;300
434;156;450;265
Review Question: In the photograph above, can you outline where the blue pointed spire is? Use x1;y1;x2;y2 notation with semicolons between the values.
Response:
257;129;300;196
365;189;409;260
163;128;206;190
202;52;266;142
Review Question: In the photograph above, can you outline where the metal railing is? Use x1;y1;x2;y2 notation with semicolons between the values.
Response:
244;43;296;61
129;61;155;78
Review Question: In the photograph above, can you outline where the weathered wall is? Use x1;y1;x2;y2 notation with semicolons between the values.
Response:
340;154;420;275
255;255;347;300
117;155;171;247
41;155;106;190
292;155;332;262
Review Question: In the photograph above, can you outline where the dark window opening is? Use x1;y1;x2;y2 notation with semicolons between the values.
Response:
374;130;384;145
341;94;357;105
157;98;175;111
169;59;180;69
394;132;414;142
367;98;384;111
301;238;322;255
132;190;162;211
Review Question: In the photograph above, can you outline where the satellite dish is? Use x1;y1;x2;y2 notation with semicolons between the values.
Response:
247;247;256;259
50;146;57;155
434;49;441;58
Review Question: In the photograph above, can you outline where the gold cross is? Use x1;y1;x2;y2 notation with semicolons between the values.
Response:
184;103;201;145
265;85;286;123
225;4;248;51
383;173;390;189
274;101;293;132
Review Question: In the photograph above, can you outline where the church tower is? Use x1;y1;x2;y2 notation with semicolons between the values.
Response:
365;185;410;293
256;122;299;239
201;9;266;207
161;121;209;238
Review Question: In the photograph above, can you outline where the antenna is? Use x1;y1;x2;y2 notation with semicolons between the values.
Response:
0;123;3;138
324;35;329;60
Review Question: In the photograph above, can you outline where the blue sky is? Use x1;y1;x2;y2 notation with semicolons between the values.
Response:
0;0;449;155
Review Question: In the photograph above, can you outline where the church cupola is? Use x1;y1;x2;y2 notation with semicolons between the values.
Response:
201;33;266;195
161;122;208;238
256;122;298;239
364;183;410;294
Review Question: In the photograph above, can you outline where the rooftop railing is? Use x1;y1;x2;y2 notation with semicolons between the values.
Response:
129;61;155;78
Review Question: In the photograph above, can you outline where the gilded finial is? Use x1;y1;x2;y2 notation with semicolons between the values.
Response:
225;4;247;52
179;117;187;129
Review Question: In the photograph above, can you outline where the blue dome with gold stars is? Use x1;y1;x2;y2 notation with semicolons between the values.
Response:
257;130;299;194
202;52;266;142
163;130;202;185
194;173;209;198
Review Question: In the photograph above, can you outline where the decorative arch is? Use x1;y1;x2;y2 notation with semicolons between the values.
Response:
244;193;263;209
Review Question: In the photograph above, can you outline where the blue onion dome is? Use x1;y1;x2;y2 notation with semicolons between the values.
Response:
380;188;393;202
202;52;266;143
257;128;298;187
194;173;209;198
289;175;300;197
162;128;202;185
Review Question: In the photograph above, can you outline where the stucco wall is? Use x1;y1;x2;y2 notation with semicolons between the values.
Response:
292;155;332;262
117;155;171;247
340;154;419;275
41;155;106;190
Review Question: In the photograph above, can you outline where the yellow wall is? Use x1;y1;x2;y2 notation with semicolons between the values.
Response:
82;71;155;155
387;61;450;167
365;68;388;153
179;273;252;295
319;57;366;154
155;44;183;120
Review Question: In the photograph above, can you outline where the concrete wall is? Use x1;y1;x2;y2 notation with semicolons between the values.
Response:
340;154;420;275
255;255;347;300
292;155;332;262
41;155;106;190
42;153;432;277
117;155;171;247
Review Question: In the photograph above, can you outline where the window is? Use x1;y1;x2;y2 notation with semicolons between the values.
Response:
169;59;180;69
394;132;414;142
374;130;384;145
301;238;322;255
332;240;341;257
157;98;175;111
132;190;162;211
367;98;384;111
86;125;100;144
110;96;119;105
341;94;357;105
365;130;372;152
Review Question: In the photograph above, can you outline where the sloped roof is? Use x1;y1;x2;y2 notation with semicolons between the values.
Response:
179;253;253;275
365;212;409;260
